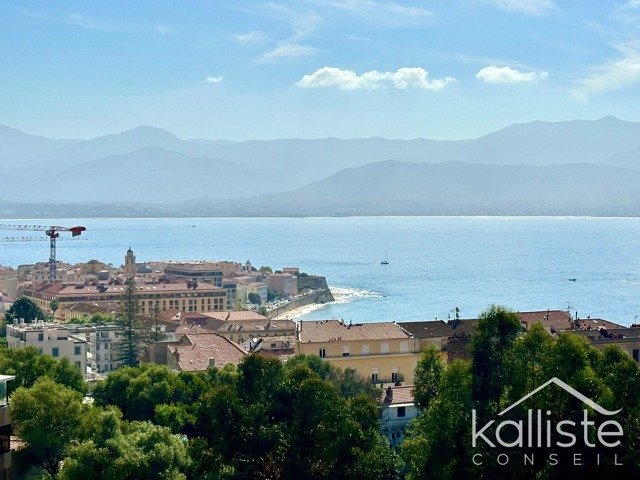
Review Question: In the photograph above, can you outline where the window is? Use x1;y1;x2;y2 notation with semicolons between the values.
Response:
392;372;400;382
362;344;370;355
74;346;81;355
397;406;406;418
342;345;350;357
381;342;389;354
52;347;59;357
319;348;326;358
104;342;109;350
371;373;379;383
38;333;44;341
400;341;409;353
633;349;639;362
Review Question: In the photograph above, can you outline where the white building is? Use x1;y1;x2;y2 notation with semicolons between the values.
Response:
267;273;297;297
236;282;268;306
380;385;420;448
6;321;88;375
66;323;124;374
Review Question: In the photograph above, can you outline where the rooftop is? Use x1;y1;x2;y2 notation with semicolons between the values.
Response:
380;385;415;406
298;320;412;343
167;333;247;371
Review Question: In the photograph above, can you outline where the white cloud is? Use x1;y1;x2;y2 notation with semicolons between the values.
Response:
206;76;223;84
155;25;176;35
66;13;109;30
265;2;323;40
571;43;640;102
306;0;434;27
261;42;318;61
476;66;549;83
480;0;556;16
234;30;268;45
613;0;640;27
296;67;456;91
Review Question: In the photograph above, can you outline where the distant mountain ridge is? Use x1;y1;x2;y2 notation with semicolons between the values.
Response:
3;160;640;217
2;116;640;215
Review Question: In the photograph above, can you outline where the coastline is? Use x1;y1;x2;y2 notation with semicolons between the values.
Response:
273;287;382;320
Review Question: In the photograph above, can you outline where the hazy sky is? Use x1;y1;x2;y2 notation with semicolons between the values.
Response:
2;1;640;140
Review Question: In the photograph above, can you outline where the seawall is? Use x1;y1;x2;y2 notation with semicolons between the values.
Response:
267;288;334;319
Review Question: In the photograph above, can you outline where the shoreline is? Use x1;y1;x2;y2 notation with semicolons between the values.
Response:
273;287;382;320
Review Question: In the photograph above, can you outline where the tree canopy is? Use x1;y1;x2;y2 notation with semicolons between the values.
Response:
4;297;45;323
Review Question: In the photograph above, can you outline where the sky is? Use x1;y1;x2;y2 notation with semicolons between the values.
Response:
1;0;640;141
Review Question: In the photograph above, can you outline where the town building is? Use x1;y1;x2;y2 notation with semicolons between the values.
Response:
296;320;418;384
0;374;16;479
0;268;17;298
66;323;124;374
163;262;224;287
236;282;268;306
166;333;247;372
267;273;297;297
6;321;88;374
573;327;640;362
380;385;419;448
124;248;136;276
22;279;227;317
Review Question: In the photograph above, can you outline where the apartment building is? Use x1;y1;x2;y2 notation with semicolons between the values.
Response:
6;321;88;374
163;262;224;287
22;280;227;316
296;320;418;384
267;273;297;297
380;385;419;448
0;374;16;479
67;323;124;374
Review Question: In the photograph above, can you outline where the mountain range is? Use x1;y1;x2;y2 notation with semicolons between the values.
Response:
1;116;640;216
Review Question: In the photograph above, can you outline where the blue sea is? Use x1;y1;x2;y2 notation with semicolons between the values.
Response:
2;217;640;325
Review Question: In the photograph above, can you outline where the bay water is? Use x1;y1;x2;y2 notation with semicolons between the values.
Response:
1;217;639;325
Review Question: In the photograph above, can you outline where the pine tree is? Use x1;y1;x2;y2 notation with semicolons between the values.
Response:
115;277;146;367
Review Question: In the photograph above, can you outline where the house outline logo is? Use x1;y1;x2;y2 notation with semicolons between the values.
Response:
498;377;621;417
471;376;625;466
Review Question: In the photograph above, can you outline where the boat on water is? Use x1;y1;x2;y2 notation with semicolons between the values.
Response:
381;252;389;265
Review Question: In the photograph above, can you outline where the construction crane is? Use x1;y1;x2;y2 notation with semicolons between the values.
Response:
0;224;86;281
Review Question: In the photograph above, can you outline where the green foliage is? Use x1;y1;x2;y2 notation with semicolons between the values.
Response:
259;266;272;274
470;305;521;416
93;364;213;423
114;277;147;367
11;378;93;477
267;289;278;301
247;292;261;305
68;312;115;325
4;296;45;323
402;305;640;479
412;345;444;410
402;360;474;480
59;421;191;480
0;345;86;394
258;306;268;316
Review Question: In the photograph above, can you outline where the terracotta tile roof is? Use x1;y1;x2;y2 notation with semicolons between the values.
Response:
174;323;211;336
573;327;640;340
167;333;247;371
380;385;415;405
298;320;412;343
202;311;270;322
573;318;624;330
26;280;223;296
399;320;452;338
518;310;573;332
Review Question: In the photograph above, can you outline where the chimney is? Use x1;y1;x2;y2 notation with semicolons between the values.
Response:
385;386;393;402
